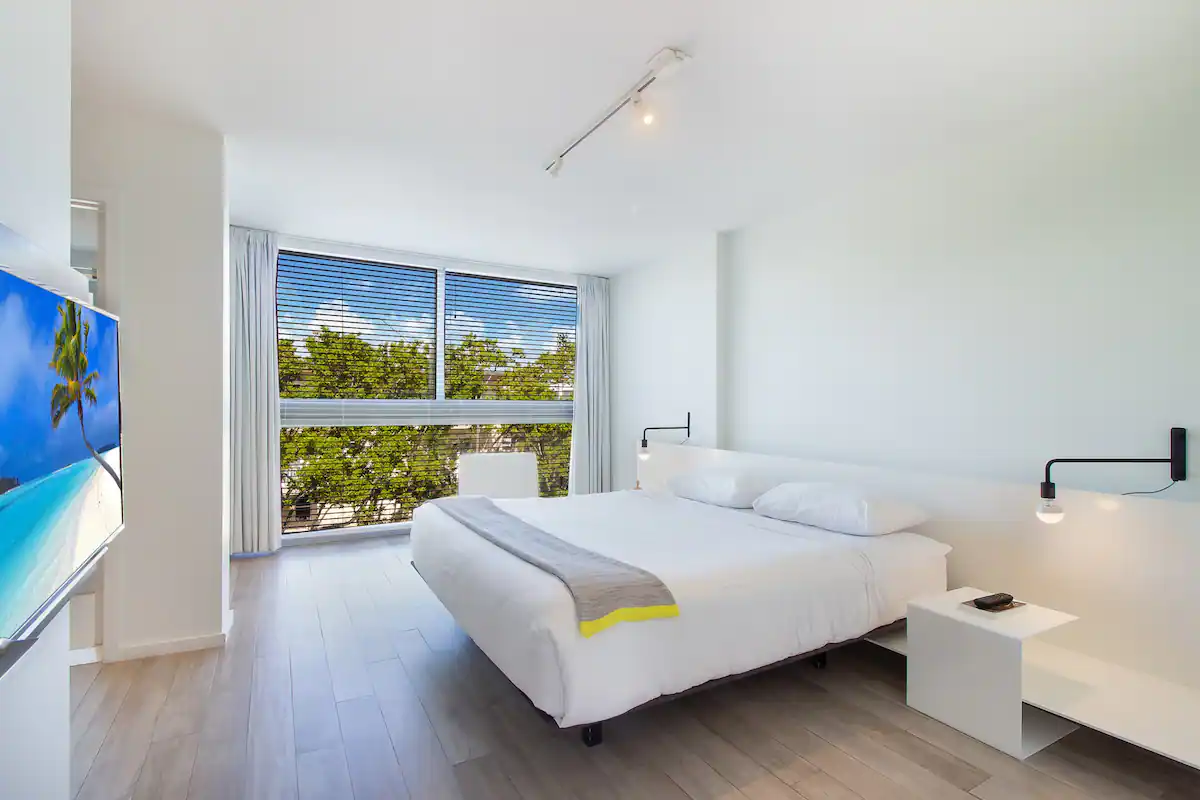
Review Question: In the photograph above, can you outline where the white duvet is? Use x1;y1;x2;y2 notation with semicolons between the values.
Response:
411;490;949;727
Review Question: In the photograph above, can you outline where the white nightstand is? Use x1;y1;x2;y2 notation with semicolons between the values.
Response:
907;587;1079;759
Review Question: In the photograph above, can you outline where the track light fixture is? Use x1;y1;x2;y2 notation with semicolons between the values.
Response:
544;47;690;177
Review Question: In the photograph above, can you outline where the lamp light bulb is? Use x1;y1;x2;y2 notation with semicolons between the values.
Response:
1036;499;1065;524
633;94;655;126
638;440;651;461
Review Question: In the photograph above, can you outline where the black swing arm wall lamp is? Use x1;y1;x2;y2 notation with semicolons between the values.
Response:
1037;427;1187;523
638;412;691;462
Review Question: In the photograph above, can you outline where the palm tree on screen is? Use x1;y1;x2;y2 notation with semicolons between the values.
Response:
49;300;122;490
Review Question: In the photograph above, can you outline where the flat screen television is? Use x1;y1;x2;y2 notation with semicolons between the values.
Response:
0;266;122;645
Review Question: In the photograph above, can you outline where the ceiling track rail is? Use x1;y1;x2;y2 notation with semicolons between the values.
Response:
543;47;689;176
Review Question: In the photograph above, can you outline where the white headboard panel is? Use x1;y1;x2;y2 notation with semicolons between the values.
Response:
640;443;1200;689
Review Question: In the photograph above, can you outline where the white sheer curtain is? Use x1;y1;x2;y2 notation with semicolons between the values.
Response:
569;275;611;494
230;227;283;554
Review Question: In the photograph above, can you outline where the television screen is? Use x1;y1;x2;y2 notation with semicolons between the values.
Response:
0;267;122;643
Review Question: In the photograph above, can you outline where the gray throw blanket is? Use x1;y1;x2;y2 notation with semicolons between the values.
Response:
432;496;679;637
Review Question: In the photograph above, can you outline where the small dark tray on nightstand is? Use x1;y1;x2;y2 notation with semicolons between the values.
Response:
962;599;1026;613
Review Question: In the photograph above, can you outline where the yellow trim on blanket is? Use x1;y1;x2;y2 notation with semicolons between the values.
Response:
579;604;680;637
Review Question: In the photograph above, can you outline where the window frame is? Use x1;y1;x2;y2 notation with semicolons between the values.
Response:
275;235;579;540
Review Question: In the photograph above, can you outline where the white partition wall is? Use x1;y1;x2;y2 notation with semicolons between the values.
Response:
0;0;74;281
73;104;233;660
0;0;77;795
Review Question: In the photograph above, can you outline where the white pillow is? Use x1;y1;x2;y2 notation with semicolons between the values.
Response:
667;468;782;509
752;482;928;536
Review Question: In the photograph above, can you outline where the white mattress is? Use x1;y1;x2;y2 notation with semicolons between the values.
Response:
411;491;949;727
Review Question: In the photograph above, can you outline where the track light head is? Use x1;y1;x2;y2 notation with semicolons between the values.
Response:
633;94;655;126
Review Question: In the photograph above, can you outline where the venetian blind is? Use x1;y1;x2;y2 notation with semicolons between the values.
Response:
276;251;437;400
444;272;578;401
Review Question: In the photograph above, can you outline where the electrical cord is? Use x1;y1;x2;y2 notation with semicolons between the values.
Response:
1121;481;1176;496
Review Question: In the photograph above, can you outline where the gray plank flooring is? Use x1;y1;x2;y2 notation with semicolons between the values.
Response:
71;538;1200;799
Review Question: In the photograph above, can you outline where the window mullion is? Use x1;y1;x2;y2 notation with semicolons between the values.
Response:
435;267;446;400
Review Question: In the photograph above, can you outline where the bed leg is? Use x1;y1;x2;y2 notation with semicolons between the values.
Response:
810;653;828;670
581;723;603;747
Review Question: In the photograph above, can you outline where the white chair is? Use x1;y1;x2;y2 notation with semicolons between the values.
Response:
457;452;539;498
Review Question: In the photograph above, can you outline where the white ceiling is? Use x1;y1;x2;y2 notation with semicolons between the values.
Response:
73;1;1199;274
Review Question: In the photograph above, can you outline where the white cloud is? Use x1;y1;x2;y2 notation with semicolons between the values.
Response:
278;308;307;336
278;307;313;356
530;326;576;356
382;315;434;342
446;312;486;335
494;324;575;360
282;301;436;357
309;301;437;345
498;334;526;355
445;313;490;347
311;299;375;339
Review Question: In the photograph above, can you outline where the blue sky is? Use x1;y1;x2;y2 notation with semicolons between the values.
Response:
0;271;120;483
276;253;577;361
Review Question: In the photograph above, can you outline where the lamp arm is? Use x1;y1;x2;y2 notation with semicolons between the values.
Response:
641;412;692;444
1042;457;1170;498
642;425;688;438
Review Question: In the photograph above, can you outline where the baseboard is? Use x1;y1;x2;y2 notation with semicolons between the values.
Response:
68;646;102;666
103;630;227;662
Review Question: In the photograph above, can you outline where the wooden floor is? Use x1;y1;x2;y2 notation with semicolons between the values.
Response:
71;538;1200;800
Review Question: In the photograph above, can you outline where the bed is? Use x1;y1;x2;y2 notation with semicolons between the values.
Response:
410;489;950;741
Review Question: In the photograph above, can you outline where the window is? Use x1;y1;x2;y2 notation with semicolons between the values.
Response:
445;273;577;401
277;250;577;533
277;251;436;400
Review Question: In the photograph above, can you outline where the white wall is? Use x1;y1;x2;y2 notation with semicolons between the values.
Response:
608;43;1200;689
73;103;232;660
0;0;71;264
0;614;71;800
610;235;720;491
720;72;1200;500
0;0;82;297
0;1;77;795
